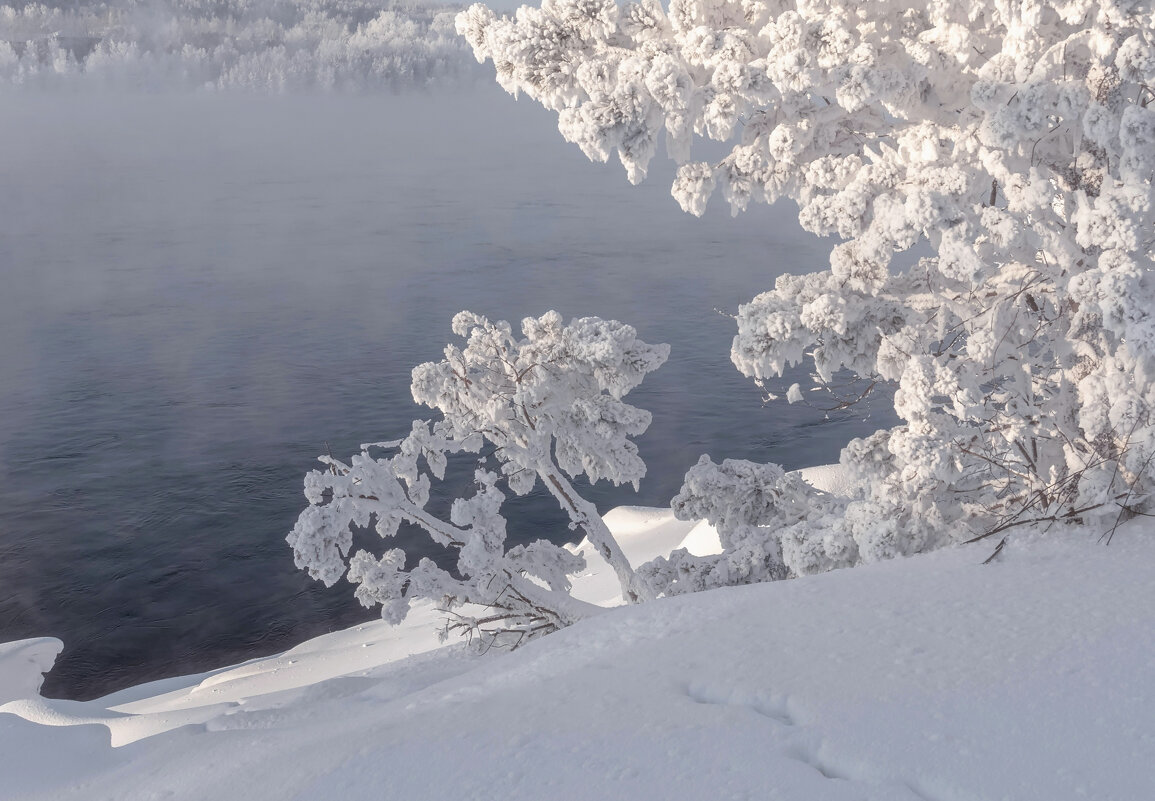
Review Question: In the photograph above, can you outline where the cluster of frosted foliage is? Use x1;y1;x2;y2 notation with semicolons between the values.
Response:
639;456;840;595
288;311;668;643
460;0;1155;578
0;0;477;90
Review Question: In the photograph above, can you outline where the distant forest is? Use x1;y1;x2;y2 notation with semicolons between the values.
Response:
0;0;477;90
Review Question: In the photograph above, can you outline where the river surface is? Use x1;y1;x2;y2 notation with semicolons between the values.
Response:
0;87;895;699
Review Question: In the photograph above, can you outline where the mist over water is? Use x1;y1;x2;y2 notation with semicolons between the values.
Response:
0;86;896;700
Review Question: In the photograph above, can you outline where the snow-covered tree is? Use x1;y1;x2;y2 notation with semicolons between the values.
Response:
458;0;1155;581
288;311;668;644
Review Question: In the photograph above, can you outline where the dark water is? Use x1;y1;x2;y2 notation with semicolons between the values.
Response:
0;88;895;700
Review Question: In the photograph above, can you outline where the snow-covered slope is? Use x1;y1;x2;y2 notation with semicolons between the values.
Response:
2;467;1152;800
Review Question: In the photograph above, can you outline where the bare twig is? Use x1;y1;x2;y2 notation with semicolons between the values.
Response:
982;536;1008;564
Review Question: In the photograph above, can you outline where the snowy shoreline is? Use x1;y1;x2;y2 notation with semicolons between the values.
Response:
3;464;1152;799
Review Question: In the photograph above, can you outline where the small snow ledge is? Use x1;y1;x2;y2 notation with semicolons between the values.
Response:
797;462;857;496
0;638;63;705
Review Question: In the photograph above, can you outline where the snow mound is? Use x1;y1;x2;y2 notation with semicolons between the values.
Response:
676;518;722;556
0;638;62;705
797;462;859;496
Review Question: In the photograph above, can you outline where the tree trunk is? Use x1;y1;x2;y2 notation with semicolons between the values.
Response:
538;464;654;604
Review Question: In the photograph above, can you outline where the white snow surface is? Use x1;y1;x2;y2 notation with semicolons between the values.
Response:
2;465;1152;800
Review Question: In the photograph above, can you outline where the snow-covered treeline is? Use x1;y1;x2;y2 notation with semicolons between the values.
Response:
0;0;478;91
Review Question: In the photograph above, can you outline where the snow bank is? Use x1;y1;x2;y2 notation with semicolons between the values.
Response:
3;474;1152;799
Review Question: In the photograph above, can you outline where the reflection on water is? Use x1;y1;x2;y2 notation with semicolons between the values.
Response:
0;88;896;700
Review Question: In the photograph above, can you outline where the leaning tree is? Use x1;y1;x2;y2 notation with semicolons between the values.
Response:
288;311;667;645
457;0;1155;584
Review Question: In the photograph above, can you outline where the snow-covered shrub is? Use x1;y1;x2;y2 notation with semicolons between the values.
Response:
288;311;668;645
640;456;814;594
459;0;1155;581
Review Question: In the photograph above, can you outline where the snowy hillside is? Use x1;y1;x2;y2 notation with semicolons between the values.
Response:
2;465;1152;800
